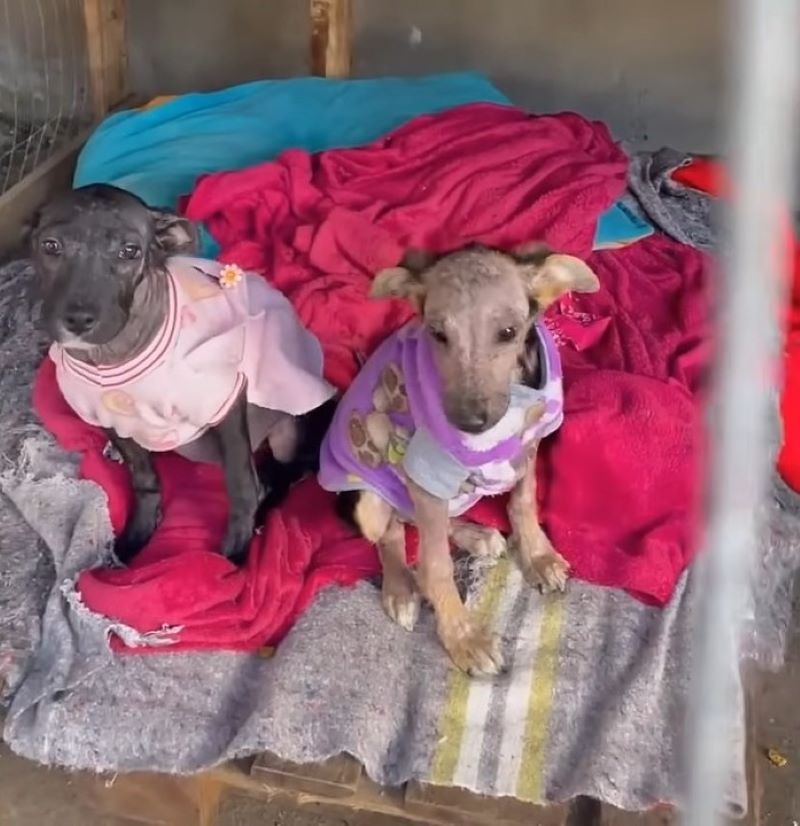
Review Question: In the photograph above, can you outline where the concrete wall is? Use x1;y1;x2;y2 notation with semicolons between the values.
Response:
127;0;725;153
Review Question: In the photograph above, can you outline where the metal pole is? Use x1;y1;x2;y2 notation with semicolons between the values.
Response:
683;2;800;824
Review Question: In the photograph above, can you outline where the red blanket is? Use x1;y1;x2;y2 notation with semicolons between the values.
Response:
34;104;708;652
671;157;800;493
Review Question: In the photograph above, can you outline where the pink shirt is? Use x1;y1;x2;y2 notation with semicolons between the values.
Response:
51;257;335;452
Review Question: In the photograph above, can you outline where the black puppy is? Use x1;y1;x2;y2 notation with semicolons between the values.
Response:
31;184;335;565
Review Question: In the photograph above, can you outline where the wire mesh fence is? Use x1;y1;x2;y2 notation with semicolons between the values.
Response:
0;0;92;196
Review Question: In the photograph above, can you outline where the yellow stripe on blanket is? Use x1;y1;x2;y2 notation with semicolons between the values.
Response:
430;558;510;784
515;594;565;801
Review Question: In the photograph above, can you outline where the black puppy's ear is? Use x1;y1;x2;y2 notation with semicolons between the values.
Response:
149;208;199;255
21;207;42;250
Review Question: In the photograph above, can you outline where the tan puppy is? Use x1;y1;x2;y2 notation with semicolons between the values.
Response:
323;244;599;674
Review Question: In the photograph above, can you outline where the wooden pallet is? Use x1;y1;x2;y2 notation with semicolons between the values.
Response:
73;749;703;826
77;752;569;826
73;678;769;826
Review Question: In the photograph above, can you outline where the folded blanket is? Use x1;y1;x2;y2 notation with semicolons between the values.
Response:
72;74;649;259
74;73;511;258
34;104;708;652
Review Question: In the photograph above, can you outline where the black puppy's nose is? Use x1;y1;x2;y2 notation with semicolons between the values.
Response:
63;308;97;335
457;410;489;433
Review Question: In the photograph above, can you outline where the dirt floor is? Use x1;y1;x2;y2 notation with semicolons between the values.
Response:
1;588;798;826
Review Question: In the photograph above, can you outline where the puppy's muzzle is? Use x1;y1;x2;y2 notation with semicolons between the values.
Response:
447;393;510;434
454;409;490;433
62;305;98;337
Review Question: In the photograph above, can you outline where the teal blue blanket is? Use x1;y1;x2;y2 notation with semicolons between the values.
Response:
74;72;649;257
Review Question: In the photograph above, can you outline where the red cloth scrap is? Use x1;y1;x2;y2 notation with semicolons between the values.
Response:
672;157;800;492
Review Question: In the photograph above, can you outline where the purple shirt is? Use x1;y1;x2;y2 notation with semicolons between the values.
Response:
318;321;563;518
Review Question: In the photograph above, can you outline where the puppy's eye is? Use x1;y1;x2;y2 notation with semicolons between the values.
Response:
40;237;62;256
119;243;142;260
429;327;449;346
497;326;517;343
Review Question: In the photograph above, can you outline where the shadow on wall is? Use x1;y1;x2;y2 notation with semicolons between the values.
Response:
127;0;309;97
128;0;725;152
352;0;726;152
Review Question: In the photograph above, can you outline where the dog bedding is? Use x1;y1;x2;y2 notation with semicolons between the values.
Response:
4;97;800;820
28;102;705;656
72;72;653;260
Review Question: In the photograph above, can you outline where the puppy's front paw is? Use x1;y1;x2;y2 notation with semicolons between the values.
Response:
438;613;504;676
221;518;254;566
113;532;148;566
451;523;507;560
113;499;160;565
383;590;421;632
511;531;570;593
381;568;420;631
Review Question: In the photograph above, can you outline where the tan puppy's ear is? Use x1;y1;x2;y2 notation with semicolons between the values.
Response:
370;248;439;310
370;266;420;299
512;245;599;310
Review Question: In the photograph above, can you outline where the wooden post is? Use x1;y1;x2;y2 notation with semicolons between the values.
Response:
310;0;353;78
82;0;128;121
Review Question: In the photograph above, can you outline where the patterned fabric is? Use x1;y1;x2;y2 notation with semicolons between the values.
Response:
318;321;563;516
52;257;335;451
430;559;564;800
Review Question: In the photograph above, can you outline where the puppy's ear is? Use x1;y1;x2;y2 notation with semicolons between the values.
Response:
149;208;199;255
512;245;599;310
370;248;438;310
21;207;42;251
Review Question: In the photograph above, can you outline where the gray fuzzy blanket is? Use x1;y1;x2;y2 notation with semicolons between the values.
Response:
1;154;799;816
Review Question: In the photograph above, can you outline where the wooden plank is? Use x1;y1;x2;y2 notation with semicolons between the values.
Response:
250;751;361;799
217;790;412;826
744;665;766;826
200;763;431;824
82;0;128;120
565;796;603;825
405;780;566;825
0;130;89;255
310;0;353;78
77;770;225;826
78;758;690;826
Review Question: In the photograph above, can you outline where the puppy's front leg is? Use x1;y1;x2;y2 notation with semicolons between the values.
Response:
212;393;264;564
107;430;160;565
508;443;569;592
408;481;504;675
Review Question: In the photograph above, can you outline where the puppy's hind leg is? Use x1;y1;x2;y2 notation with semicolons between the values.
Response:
211;395;263;565
106;430;161;565
354;491;420;632
450;520;507;561
256;398;339;514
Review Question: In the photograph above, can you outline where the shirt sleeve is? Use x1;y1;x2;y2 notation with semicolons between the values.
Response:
402;427;471;501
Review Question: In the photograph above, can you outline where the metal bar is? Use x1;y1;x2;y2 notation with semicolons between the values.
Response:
682;1;800;824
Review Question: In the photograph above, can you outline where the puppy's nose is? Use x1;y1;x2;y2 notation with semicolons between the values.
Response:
457;410;489;433
63;308;97;335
